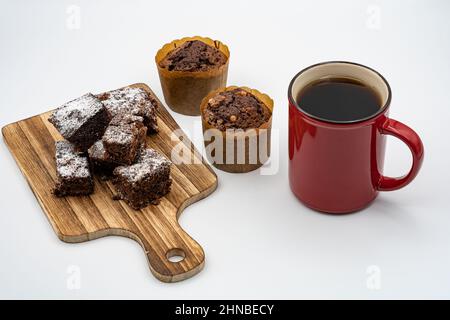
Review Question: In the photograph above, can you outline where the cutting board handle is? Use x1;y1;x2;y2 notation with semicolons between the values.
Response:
132;220;205;283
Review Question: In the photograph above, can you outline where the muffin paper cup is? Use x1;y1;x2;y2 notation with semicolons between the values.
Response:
200;86;274;173
155;36;230;116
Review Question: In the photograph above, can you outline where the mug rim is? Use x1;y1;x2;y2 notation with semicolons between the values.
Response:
288;61;392;124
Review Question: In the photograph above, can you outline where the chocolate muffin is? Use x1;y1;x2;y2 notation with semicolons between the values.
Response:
159;40;227;72
200;86;274;173
203;88;271;131
155;36;230;116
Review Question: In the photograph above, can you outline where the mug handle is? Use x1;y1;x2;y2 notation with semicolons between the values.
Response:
377;118;424;191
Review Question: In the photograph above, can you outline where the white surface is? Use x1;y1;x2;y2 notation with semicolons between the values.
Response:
1;0;449;299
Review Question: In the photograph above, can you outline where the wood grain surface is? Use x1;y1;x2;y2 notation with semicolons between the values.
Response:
1;83;218;283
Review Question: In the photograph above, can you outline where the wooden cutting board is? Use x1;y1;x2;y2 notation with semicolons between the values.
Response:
1;83;217;283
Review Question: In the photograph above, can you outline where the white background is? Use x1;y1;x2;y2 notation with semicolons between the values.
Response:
1;0;449;299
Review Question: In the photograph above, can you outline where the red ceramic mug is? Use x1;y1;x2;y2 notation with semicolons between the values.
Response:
288;61;424;213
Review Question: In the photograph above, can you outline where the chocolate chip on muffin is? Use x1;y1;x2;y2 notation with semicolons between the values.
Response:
203;88;271;131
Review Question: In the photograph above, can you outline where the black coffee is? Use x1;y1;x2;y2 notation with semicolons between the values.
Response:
296;78;381;122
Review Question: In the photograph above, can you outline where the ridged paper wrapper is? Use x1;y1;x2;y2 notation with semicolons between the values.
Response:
200;86;274;173
155;36;230;116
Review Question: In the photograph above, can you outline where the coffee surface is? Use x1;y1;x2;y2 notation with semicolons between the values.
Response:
296;78;381;122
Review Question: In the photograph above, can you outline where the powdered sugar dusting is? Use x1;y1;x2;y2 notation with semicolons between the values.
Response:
102;114;145;147
49;93;104;138
55;141;91;178
109;114;144;126
103;125;134;145
88;140;107;160
114;148;171;183
98;87;158;119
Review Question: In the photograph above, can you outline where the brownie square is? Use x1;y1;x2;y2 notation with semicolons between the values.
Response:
88;140;118;179
53;141;94;197
97;86;159;134
102;114;147;165
49;93;110;151
112;148;172;210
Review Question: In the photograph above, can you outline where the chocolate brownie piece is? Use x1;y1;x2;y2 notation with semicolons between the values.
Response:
112;148;172;210
159;40;227;72
88;140;118;179
97;87;158;134
49;93;109;151
102;114;147;165
203;89;271;131
53;141;94;197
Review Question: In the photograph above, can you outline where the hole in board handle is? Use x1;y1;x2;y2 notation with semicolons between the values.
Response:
166;248;185;263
